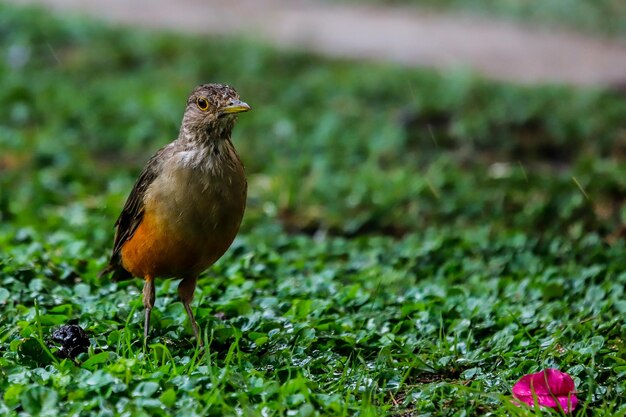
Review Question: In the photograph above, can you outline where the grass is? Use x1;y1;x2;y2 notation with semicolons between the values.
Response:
1;3;626;416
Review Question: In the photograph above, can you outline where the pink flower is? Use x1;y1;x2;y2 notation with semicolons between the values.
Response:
512;368;578;413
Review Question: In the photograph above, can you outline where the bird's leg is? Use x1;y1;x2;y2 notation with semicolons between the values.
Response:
178;276;202;346
142;276;155;344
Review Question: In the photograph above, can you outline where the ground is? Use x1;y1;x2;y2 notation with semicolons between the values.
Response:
1;3;626;417
13;0;626;86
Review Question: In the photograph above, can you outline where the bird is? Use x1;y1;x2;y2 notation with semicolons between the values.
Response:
100;83;250;345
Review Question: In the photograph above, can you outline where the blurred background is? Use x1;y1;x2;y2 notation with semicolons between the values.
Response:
1;0;626;254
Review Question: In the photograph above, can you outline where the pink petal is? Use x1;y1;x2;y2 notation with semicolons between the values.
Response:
512;368;578;412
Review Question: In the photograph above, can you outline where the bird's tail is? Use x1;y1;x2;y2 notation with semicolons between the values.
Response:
98;263;133;282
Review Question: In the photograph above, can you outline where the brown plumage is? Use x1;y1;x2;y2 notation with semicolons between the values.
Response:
101;83;250;345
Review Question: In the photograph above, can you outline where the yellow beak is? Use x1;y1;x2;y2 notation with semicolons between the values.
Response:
221;100;251;114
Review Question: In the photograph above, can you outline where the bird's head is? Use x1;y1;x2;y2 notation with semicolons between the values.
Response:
181;83;251;140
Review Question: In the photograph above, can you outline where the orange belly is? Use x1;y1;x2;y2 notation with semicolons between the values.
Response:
120;210;234;279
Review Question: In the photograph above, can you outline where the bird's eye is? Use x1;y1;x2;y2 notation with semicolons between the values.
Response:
196;97;209;111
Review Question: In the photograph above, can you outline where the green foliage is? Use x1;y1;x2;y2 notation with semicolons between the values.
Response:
3;226;626;415
1;4;626;416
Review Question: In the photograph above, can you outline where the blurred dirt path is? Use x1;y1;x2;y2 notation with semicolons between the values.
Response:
15;0;626;87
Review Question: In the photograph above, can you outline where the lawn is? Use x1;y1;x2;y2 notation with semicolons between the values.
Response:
1;4;626;416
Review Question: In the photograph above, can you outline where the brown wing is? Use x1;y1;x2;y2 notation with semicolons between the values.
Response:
100;146;169;280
